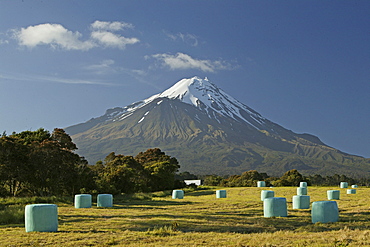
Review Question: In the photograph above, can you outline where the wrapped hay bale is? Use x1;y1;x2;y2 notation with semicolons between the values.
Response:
216;190;227;198
351;185;358;188
25;204;58;232
74;194;92;208
311;201;338;223
340;182;348;188
97;194;113;207
297;187;308;195
172;190;184;199
327;190;340;200
347;189;356;194
292;195;310;209
257;181;266;187
299;182;308;188
261;190;275;201
263;197;287;217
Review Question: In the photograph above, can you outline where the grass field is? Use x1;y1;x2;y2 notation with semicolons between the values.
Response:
0;186;369;246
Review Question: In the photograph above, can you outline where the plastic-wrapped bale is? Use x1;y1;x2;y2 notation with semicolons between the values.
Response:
327;190;340;200
263;197;287;217
25;204;58;232
299;182;308;188
172;190;184;199
261;190;275;201
347;189;356;194
297;187;308;195
216;190;227;198
311;201;339;223
292;195;310;209
74;194;92;208
351;185;358;188
340;182;348;188
257;181;266;187
97;194;113;207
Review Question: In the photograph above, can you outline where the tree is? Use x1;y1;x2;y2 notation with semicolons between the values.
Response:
0;136;30;196
11;128;51;145
175;171;198;180
0;128;85;196
224;175;242;187
239;170;269;187
203;175;224;186
277;169;304;186
135;148;180;191
96;153;146;194
51;128;77;151
28;138;81;196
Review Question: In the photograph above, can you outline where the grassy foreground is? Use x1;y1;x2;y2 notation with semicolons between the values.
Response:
0;186;370;246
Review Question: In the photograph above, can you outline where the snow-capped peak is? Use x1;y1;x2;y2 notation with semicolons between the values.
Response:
109;76;266;129
157;76;215;107
152;76;265;128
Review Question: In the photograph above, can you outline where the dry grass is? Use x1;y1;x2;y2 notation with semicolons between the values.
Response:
0;186;369;246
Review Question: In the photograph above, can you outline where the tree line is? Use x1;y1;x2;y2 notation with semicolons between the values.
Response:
201;169;370;187
1;128;369;197
0;128;181;197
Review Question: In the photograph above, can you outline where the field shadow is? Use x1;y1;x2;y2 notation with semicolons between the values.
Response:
185;190;215;196
116;199;195;209
52;208;370;234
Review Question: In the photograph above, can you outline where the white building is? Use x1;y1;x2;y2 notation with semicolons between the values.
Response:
184;180;202;186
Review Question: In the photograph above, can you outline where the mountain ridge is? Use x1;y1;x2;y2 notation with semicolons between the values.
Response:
65;76;370;177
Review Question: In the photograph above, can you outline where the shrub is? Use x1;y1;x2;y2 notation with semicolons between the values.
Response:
0;205;24;224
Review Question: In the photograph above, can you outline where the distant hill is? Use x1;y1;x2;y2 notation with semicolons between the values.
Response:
65;76;370;177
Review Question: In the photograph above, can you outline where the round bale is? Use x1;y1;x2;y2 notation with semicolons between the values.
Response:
74;194;92;208
216;190;227;198
97;194;113;207
25;204;58;232
327;190;340;200
263;197;287;217
311;201;339;223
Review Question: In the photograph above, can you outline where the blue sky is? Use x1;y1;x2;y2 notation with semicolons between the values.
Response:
1;1;369;158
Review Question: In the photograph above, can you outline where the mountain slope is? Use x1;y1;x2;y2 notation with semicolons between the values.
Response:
65;77;370;177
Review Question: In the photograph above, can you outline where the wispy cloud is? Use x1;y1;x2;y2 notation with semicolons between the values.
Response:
84;59;116;75
0;73;115;86
0;32;9;45
12;21;139;51
91;20;134;31
90;20;139;49
0;39;9;45
149;52;236;72
90;31;139;49
164;31;199;47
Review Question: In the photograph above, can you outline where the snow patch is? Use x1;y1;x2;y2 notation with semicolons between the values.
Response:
109;76;266;130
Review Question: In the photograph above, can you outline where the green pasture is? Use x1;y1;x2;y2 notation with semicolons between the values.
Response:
0;186;369;246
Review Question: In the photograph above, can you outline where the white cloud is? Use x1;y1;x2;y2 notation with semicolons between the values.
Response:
0;33;9;45
165;31;199;47
12;21;139;51
91;31;139;49
150;52;235;72
85;59;116;74
13;23;95;50
91;20;134;31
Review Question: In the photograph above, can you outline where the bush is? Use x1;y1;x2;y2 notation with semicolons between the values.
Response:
0;205;24;224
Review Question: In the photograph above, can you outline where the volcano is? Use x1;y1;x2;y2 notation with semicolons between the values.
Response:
65;76;370;177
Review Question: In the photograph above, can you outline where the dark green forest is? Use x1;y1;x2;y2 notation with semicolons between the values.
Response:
201;169;370;187
0;128;180;197
0;128;369;197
